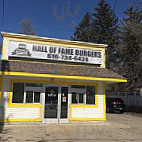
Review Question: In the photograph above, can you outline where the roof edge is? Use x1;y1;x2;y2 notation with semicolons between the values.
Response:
1;31;108;48
0;71;127;83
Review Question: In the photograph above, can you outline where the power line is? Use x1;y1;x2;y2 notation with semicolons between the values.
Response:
2;0;5;31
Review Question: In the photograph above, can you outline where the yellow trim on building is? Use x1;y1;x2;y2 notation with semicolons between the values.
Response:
0;32;126;123
8;79;42;107
103;82;106;121
69;83;101;121
9;78;98;86
0;118;41;122
69;96;98;108
1;33;106;67
7;78;101;122
8;78;98;107
69;118;106;121
69;82;106;121
0;71;127;82
1;32;107;48
70;83;98;108
8;79;43;121
1;37;7;60
4;37;106;50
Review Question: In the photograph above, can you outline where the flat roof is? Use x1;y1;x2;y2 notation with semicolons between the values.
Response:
1;32;108;48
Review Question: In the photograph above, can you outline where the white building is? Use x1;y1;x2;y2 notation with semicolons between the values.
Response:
0;32;126;123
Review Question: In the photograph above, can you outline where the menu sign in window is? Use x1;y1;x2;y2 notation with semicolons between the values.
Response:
8;40;103;65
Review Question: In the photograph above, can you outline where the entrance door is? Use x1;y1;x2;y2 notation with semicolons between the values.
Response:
43;86;69;123
59;87;68;123
43;86;59;123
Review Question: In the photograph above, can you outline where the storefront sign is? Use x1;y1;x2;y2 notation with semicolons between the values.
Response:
8;40;103;65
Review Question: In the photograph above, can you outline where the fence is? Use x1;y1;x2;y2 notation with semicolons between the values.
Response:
107;91;142;113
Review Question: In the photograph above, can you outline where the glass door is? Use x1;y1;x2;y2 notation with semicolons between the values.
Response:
61;87;68;118
59;87;69;123
43;85;69;123
43;86;59;123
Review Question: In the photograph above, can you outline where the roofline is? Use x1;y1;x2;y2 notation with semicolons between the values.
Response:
0;71;127;83
1;31;108;48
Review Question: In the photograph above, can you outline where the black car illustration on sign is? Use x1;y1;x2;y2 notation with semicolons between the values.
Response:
12;44;31;56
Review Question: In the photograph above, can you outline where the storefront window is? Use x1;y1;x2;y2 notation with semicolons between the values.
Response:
86;86;95;104
72;92;85;104
26;91;33;103
72;92;78;104
79;93;84;103
12;83;41;104
12;83;24;103
71;85;95;105
26;91;40;103
34;92;40;103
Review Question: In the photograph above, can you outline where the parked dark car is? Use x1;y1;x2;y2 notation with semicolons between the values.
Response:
106;97;126;113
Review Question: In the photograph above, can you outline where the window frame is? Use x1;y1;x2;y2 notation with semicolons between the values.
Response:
86;86;96;105
24;85;41;104
11;82;24;104
25;91;41;104
71;92;86;104
71;86;96;105
12;82;42;104
71;88;86;104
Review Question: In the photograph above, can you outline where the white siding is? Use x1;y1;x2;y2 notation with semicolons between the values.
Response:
1;77;9;109
1;76;106;121
6;107;40;119
71;82;105;119
1;77;41;120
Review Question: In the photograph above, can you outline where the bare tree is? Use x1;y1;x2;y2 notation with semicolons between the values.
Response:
18;19;36;35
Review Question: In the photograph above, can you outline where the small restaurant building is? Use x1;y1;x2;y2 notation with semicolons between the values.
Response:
0;32;126;123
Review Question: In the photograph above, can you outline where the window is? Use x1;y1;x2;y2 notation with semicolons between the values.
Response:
26;91;33;103
12;83;24;103
26;91;40;103
12;83;41;104
25;83;42;87
71;85;96;105
34;92;40;103
71;92;85;104
86;86;95;104
72;92;78;104
79;93;84;103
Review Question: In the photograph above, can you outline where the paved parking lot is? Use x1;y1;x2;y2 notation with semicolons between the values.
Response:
0;113;142;142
